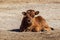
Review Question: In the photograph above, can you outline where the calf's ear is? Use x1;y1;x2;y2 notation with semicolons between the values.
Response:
35;11;39;15
22;12;26;15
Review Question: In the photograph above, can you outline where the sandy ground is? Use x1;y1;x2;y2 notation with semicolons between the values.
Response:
0;0;60;4
0;29;60;40
0;0;60;40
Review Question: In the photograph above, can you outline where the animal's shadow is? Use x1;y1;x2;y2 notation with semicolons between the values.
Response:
9;29;20;32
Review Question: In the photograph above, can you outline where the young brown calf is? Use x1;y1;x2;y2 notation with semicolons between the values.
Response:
20;9;54;32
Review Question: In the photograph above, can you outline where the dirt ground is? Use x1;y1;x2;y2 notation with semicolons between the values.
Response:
0;0;60;4
0;0;60;40
0;29;60;40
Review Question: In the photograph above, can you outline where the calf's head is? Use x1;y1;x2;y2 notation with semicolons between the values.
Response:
22;9;39;25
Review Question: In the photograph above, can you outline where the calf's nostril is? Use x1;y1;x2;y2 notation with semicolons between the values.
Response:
28;20;30;22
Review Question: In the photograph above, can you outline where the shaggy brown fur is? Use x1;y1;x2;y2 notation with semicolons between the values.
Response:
28;16;54;32
20;9;54;32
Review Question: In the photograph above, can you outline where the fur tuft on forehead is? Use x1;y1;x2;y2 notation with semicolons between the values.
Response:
26;9;35;12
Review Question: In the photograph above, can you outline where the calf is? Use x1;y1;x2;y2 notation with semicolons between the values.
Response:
20;9;54;32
